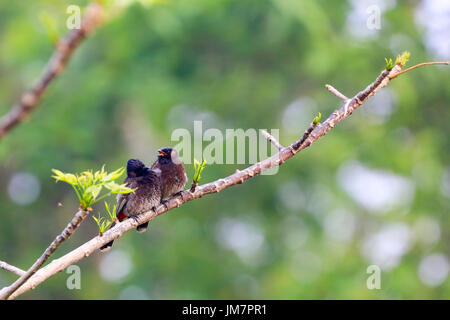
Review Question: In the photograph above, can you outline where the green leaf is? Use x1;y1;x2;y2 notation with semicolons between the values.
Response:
395;51;411;67
51;169;65;179
104;201;116;221
81;171;94;186
77;175;88;189
113;184;136;194
385;57;393;71
51;169;78;185
92;214;112;235
104;201;110;215
40;12;59;46
65;174;78;185
104;181;119;191
92;215;101;225
313;112;322;125
51;166;130;209
85;185;102;201
102;219;112;232
193;159;206;183
94;165;106;182
103;167;125;182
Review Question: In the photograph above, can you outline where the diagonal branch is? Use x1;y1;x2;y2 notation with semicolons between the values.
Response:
3;60;447;300
0;2;103;140
0;261;26;277
0;209;90;299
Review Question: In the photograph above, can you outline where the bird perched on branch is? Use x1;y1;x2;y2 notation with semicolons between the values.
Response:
121;147;187;234
151;147;187;200
100;158;161;252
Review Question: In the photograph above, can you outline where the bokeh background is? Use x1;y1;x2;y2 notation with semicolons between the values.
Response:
0;0;448;299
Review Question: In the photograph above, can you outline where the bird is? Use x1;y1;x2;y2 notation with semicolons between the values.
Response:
151;147;187;200
100;158;161;252
127;147;187;234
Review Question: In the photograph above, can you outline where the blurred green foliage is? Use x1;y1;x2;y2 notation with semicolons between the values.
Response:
0;0;448;299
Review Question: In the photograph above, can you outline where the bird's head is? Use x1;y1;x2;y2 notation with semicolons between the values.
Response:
157;147;181;164
126;158;147;177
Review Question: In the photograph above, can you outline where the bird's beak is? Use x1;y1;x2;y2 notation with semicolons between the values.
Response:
159;150;165;156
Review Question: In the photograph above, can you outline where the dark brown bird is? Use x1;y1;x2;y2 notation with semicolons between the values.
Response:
130;147;187;234
100;158;161;252
151;147;187;200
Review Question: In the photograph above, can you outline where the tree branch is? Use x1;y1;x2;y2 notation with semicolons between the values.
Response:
190;181;198;192
325;84;349;101
388;61;448;79
261;129;284;150
0;2;103;140
0;261;26;277
3;60;447;300
0;209;90;299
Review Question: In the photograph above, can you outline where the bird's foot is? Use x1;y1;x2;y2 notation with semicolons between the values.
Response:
129;214;142;225
173;191;185;201
160;199;170;211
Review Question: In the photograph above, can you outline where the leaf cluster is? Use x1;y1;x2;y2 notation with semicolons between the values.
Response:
92;201;117;236
193;159;207;184
51;166;135;210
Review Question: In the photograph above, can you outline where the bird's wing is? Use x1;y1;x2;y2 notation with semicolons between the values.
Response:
115;177;137;221
115;194;128;221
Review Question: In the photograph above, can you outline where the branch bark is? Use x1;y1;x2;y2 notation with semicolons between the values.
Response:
0;209;89;299
325;84;349;101
261;129;284;150
0;261;26;277
190;181;198;192
0;2;103;140
2;59;446;300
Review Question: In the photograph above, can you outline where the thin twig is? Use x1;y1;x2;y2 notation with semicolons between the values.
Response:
0;2;103;140
190;180;198;192
0;261;26;277
0;209;90;299
389;61;448;79
325;84;349;101
261;129;284;150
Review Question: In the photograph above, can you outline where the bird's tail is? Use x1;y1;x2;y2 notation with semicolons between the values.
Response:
136;222;149;233
99;220;117;252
